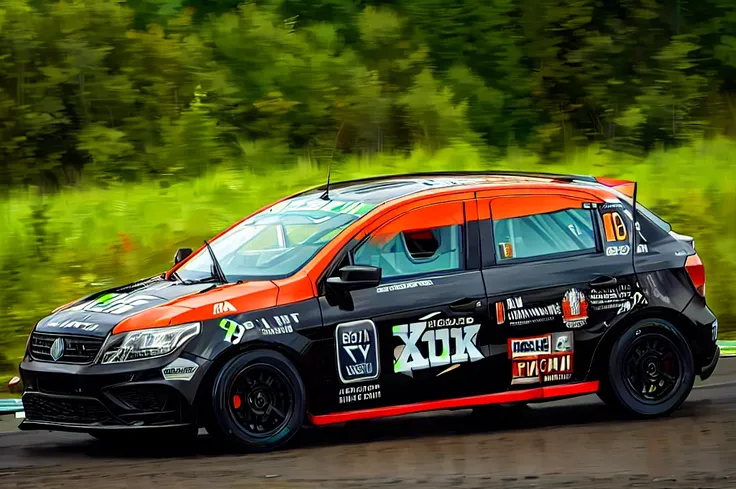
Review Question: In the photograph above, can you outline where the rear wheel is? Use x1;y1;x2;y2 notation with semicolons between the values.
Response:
604;319;694;417
208;350;305;452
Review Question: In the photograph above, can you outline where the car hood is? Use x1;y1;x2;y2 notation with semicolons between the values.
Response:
34;276;280;338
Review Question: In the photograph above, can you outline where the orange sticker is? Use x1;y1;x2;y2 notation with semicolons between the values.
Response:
602;211;627;242
499;242;513;259
495;302;505;324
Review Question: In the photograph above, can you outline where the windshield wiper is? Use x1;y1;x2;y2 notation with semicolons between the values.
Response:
204;239;229;284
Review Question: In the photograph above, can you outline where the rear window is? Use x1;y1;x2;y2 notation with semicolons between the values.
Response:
636;203;671;232
493;208;597;261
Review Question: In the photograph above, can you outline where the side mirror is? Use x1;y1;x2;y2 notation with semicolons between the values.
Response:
326;265;382;293
174;248;193;265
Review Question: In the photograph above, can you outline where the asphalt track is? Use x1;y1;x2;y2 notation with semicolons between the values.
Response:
2;360;736;488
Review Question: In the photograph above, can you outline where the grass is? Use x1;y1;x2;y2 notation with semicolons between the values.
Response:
1;140;736;388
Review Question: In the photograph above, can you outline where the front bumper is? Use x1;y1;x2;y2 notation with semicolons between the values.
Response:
18;352;211;432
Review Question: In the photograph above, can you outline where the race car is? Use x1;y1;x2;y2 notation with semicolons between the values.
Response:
15;171;719;451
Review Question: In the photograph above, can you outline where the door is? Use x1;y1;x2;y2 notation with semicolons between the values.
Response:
479;193;637;389
315;199;498;415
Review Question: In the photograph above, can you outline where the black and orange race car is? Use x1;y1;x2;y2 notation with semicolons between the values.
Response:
16;171;720;451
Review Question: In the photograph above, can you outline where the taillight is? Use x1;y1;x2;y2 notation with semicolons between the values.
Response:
685;254;706;297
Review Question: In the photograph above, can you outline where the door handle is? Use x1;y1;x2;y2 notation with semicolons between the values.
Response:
449;298;482;313
589;276;617;287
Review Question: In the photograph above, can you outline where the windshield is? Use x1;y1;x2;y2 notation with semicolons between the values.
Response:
176;197;376;282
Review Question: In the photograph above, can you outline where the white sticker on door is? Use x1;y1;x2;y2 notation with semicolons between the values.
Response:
335;320;381;384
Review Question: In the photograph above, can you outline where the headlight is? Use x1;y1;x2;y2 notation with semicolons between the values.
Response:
100;323;200;364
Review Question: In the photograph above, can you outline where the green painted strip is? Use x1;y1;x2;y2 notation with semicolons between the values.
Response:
717;340;736;347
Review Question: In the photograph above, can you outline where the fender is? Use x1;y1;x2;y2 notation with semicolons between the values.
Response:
585;305;697;381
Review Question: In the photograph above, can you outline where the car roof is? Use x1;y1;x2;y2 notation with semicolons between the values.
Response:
306;171;601;205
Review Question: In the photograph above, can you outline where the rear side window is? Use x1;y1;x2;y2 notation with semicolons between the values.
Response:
493;208;596;261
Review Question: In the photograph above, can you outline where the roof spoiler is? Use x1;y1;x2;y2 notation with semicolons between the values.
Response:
594;177;637;198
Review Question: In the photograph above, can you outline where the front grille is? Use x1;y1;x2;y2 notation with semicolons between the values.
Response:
112;385;172;412
30;333;104;364
33;372;134;396
23;394;113;424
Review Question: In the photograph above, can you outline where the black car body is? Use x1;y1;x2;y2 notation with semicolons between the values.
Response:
16;172;719;450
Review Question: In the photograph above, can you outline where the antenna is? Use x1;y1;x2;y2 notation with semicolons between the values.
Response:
320;121;344;201
320;162;331;201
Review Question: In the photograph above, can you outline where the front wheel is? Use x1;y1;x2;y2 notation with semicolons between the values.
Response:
208;349;306;452
605;319;694;417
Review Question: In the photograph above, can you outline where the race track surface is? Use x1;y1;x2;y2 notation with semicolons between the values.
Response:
2;359;736;488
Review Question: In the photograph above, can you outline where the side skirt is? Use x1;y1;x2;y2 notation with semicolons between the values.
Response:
308;381;599;426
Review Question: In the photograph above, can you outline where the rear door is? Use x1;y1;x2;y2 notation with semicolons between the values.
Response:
478;191;638;388
316;198;498;414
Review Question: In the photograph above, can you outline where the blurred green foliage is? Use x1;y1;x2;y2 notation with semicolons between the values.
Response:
3;0;736;187
2;0;736;385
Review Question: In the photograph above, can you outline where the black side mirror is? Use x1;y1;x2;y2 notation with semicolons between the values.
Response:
326;265;382;293
174;248;193;265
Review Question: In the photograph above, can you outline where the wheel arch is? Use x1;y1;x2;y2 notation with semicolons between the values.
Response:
586;306;698;382
193;341;308;427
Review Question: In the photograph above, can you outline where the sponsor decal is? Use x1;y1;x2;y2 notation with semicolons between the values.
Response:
495;301;505;325
162;358;199;381
393;313;483;375
513;353;573;384
46;320;99;332
602;210;628;242
712;320;719;342
509;332;574;385
377;279;434;294
336;320;380;384
272;199;376;217
600;202;623;210
606;245;631;256
562;288;588;329
338;383;381;405
634;221;649;253
589;284;632;310
644;275;671;304
616;291;648;314
509;335;551;359
582;202;599;209
602;209;630;257
220;313;299;344
505;296;561;326
213;301;237;315
70;292;160;315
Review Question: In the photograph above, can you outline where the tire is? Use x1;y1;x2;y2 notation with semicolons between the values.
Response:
596;377;618;408
208;349;306;452
605;319;694;417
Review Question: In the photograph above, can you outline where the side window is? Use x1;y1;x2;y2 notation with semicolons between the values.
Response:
492;208;597;261
353;202;465;280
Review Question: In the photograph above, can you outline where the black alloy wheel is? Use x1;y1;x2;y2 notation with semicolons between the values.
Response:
228;363;294;439
622;333;682;403
605;319;694;417
209;350;306;451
